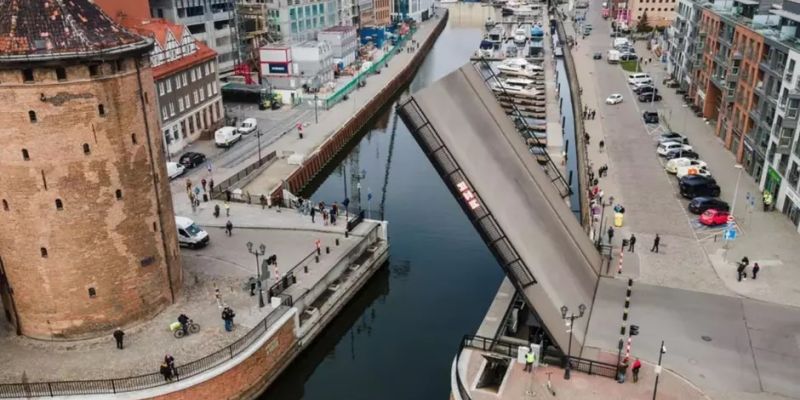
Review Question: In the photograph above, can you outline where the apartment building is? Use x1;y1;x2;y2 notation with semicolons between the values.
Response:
149;0;239;73
393;0;435;22
237;0;273;59
668;0;800;232
630;0;679;27
263;0;339;42
122;18;224;156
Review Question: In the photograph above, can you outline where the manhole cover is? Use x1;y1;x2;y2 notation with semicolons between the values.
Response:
701;335;712;342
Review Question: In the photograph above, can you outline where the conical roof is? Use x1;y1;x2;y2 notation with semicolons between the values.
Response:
0;0;150;61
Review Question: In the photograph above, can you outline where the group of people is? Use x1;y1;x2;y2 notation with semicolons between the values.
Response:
308;201;342;226
406;39;421;54
736;256;761;281
160;354;177;381
617;357;643;383
583;106;597;120
186;177;214;212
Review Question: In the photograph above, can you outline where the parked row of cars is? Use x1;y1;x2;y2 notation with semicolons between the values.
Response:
166;117;259;180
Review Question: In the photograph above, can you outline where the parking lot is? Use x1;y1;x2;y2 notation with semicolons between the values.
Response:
565;6;800;306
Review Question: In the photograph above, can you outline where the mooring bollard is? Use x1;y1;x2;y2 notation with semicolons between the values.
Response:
315;255;319;263
326;246;330;254
304;265;308;273
335;238;340;246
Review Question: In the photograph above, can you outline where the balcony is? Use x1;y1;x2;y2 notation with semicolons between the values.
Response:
710;74;725;89
785;72;794;83
760;60;785;77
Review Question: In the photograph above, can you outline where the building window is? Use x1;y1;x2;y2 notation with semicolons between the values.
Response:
212;81;218;94
153;222;158;232
55;67;67;81
22;149;29;161
29;110;37;123
210;62;215;73
166;79;172;93
2;199;8;211
159;82;165;95
88;287;96;298
89;64;100;77
22;68;34;82
182;73;188;86
206;83;212;97
179;97;185;112
175;75;182;90
55;199;63;210
40;247;48;258
83;143;90;154
162;106;169;121
115;189;123;200
98;104;106;116
169;102;175;116
131;133;138;144
190;69;196;82
116;59;125;72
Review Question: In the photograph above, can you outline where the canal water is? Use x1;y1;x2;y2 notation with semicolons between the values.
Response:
556;59;581;217
262;4;574;399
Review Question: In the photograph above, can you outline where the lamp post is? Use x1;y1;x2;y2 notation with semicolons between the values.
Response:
652;341;666;400
560;303;587;380
256;128;263;163
314;92;319;124
725;164;744;250
246;242;266;308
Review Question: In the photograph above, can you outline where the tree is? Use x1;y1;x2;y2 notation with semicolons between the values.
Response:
637;11;652;33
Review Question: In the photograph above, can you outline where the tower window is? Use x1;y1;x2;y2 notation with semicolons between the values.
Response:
88;287;96;298
116;60;125;72
131;133;138;144
40;247;48;258
153;222;157;232
89;65;100;77
29;111;37;123
55;67;67;81
2;199;8;211
115;189;122;200
22;149;29;161
55;199;63;210
83;143;91;154
22;69;34;82
98;104;106;116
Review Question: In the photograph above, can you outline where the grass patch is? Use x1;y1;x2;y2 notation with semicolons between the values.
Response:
620;60;642;72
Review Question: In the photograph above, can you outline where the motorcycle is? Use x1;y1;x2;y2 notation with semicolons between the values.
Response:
170;319;200;338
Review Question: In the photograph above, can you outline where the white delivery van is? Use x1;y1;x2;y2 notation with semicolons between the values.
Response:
627;73;652;85
613;37;630;49
166;162;185;180
215;126;241;148
238;118;258;134
175;216;209;248
607;49;620;64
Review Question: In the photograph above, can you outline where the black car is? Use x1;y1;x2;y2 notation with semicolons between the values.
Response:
688;197;730;214
179;152;207;168
620;53;638;61
610;31;623;37
593;52;602;60
665;149;699;160
633;85;658;95
638;93;662;102
680;177;720;199
643;111;659;124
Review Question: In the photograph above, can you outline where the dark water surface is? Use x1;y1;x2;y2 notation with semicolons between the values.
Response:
261;5;506;400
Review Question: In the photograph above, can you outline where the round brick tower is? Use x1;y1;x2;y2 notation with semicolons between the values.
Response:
0;0;182;339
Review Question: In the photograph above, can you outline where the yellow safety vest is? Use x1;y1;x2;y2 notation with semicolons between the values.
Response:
526;352;535;363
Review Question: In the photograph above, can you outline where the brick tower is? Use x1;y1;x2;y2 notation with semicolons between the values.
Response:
0;0;182;339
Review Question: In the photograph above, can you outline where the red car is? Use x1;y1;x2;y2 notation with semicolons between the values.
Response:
699;209;731;226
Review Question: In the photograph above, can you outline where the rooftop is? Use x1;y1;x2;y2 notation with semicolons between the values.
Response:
0;0;150;61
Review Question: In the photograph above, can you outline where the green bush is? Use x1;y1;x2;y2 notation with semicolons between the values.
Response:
621;60;642;72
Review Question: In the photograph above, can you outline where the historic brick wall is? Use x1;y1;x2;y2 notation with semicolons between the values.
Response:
151;316;298;400
0;55;182;339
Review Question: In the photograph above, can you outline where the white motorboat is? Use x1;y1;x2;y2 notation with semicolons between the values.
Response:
485;17;496;29
502;58;544;71
488;25;505;45
496;63;537;78
513;28;527;45
492;82;540;98
502;77;536;88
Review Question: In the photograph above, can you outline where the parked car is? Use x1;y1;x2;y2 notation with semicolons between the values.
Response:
215;126;242;148
606;93;624;104
658;132;689;145
166;162;185;180
679;176;720;199
620;53;638;61
238;118;258;134
633;84;658;95
665;149;700;160
657;141;693;156
610;31;623;37
638;93;663;102
593;52;602;60
643;111;659;124
688;197;730;214
676;165;711;179
179;151;206;168
627;73;652;85
699;209;731;226
665;158;706;173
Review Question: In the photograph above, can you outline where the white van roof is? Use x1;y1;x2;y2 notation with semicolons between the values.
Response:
216;126;237;135
242;118;257;125
175;216;194;229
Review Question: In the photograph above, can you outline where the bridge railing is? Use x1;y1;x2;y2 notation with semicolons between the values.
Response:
0;296;293;398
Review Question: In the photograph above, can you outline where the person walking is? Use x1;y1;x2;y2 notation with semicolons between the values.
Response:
737;261;747;282
185;178;192;193
607;226;614;244
201;178;207;192
221;306;236;332
591;110;596;119
160;362;173;381
310;206;316;223
599;140;605;153
213;204;220;218
322;209;329;226
113;327;125;349
260;195;267;209
225;190;232;202
209;178;215;194
224;201;230;217
651;234;660;253
225;220;233;236
214;288;223;309
632;358;642;383
164;354;176;379
628;234;636;252
524;347;535;373
752;262;760;279
741;256;750;268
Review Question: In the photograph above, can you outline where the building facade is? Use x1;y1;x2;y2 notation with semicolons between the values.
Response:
0;0;182;339
393;0;435;22
374;0;392;25
123;19;224;157
149;0;240;73
264;0;339;42
630;0;679;27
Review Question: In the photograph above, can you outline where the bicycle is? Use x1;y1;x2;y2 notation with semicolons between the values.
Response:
171;319;201;338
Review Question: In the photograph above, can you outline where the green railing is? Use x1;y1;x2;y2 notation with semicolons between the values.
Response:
322;28;417;109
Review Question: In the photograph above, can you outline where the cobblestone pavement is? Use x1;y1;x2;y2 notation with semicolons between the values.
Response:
0;209;366;383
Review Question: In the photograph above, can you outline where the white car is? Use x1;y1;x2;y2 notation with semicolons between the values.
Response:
238;118;258;134
166;162;185;180
627;73;652;85
665;158;706;174
606;93;623;104
215;126;242;148
656;141;693;156
676;165;712;179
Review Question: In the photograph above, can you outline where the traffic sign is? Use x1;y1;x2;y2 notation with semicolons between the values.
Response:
724;229;737;240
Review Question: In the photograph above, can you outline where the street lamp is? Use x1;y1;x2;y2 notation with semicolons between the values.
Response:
560;303;587;380
652;341;666;400
256;128;263;164
246;241;267;308
725;164;744;250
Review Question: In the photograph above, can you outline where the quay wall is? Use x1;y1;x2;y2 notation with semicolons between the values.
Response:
270;10;450;202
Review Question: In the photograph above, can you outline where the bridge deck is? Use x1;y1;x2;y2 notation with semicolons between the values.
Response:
398;64;601;353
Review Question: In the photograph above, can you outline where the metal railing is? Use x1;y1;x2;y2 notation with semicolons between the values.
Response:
0;296;293;398
566;356;618;379
209;150;277;201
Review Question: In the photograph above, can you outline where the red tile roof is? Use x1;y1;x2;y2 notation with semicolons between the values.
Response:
118;17;217;80
0;0;149;58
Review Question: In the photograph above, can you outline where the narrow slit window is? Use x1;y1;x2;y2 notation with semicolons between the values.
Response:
83;143;90;154
22;149;29;161
2;199;8;211
22;69;34;82
29;111;37;123
88;287;96;298
153;222;157;232
98;104;106;116
55;199;63;210
40;247;48;258
89;65;100;77
115;189;122;200
131;133;138;144
55;67;67;81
